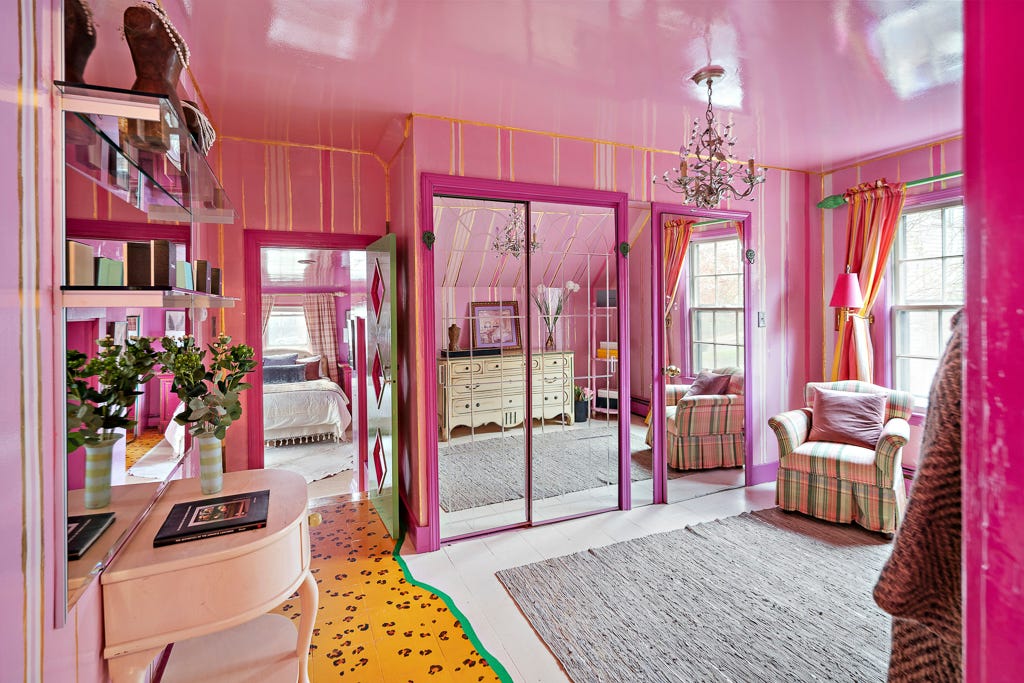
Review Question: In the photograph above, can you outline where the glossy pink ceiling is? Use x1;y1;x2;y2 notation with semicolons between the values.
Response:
82;0;962;172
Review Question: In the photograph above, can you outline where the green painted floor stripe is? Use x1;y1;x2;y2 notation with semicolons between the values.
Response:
393;531;515;683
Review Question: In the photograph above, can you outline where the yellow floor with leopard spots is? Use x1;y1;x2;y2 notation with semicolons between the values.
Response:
273;495;506;682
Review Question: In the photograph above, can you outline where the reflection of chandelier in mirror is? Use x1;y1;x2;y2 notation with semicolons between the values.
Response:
654;66;767;209
492;204;540;259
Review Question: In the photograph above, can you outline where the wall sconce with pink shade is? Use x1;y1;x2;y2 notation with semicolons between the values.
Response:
829;267;864;331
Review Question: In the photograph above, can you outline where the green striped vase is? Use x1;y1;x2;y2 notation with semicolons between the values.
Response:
196;433;223;495
84;434;122;509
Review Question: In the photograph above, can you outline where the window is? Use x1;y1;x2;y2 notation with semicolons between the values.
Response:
263;306;311;352
688;237;744;371
891;202;964;406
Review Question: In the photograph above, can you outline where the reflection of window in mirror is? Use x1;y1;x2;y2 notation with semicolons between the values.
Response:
688;237;744;372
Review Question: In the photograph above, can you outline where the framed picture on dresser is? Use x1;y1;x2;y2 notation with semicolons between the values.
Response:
470;300;521;352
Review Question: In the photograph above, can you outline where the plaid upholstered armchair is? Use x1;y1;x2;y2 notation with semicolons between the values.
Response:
769;380;913;534
647;366;745;470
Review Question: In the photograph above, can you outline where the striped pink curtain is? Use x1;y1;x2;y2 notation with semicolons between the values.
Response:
664;217;697;336
302;294;339;383
260;295;275;335
831;180;907;382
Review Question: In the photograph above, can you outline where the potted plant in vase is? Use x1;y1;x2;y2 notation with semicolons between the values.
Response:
67;336;158;509
573;384;594;423
158;334;256;495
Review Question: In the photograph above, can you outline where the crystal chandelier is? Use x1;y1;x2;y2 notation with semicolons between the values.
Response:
492;204;540;259
654;66;767;208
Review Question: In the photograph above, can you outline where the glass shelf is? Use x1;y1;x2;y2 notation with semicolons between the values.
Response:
60;285;237;309
57;82;235;225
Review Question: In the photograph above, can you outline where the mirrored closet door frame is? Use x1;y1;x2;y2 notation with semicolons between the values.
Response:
649;202;756;499
421;174;630;549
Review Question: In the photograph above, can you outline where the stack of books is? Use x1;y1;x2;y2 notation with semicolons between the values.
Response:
597;341;618;359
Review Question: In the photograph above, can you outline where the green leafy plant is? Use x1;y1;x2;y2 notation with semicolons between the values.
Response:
67;336;158;451
158;334;256;439
573;384;595;403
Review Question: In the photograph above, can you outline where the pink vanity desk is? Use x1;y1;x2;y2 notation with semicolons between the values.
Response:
100;469;318;683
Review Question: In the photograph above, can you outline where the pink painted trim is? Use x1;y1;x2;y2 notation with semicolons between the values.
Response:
242;229;377;470
651;203;763;487
420;173;630;548
353;317;368;493
963;2;1024;674
67;218;191;243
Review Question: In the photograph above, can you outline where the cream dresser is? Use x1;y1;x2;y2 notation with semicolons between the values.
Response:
438;351;574;441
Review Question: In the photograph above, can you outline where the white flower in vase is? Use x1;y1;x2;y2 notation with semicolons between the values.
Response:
531;280;580;350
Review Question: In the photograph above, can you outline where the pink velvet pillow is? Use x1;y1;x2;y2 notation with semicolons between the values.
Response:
297;355;322;381
808;387;887;449
686;371;731;396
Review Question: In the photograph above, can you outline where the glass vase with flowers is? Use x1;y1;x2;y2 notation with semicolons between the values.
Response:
531;280;580;351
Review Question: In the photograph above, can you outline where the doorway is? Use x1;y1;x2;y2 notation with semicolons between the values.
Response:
243;231;378;500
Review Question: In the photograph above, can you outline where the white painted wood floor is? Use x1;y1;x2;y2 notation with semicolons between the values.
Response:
403;481;778;682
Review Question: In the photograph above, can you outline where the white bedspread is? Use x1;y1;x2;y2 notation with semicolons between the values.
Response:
163;379;353;452
263;378;352;442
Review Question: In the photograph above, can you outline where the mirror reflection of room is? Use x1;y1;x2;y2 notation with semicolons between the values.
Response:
655;213;747;504
259;247;361;498
433;195;629;539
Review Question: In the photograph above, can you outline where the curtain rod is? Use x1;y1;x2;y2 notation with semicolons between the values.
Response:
816;170;963;209
691;218;737;228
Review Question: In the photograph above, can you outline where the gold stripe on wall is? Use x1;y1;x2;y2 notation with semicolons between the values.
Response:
286;146;294;231
497;127;502;180
509;129;515;182
219;135;385;169
820;173;827;381
449;120;455;175
263;145;270;230
351;153;357;233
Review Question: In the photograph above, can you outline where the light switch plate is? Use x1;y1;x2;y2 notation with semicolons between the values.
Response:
757;312;767;327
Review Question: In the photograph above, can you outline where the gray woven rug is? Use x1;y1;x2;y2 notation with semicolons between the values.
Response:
439;429;676;513
497;508;892;682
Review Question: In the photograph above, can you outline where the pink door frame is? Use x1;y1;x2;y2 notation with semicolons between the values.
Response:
649;203;761;497
242;229;378;469
420;173;630;549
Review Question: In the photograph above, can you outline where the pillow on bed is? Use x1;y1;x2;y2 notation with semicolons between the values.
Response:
264;353;299;367
297;355;322;381
263;364;306;384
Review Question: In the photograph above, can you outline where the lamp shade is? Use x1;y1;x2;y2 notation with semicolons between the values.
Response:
829;272;864;309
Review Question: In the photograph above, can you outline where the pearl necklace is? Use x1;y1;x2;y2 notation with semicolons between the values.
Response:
126;1;191;69
182;100;216;154
75;0;96;37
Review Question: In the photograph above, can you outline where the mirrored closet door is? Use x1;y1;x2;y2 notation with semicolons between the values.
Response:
653;206;750;504
432;192;625;540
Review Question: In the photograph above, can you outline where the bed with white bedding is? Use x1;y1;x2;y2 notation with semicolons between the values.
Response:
263;377;352;446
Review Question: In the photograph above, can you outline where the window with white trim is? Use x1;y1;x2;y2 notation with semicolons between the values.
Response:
263;305;312;352
688;237;744;371
891;202;964;407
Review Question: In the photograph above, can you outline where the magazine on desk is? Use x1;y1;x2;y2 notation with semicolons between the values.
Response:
67;512;116;560
153;489;271;547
